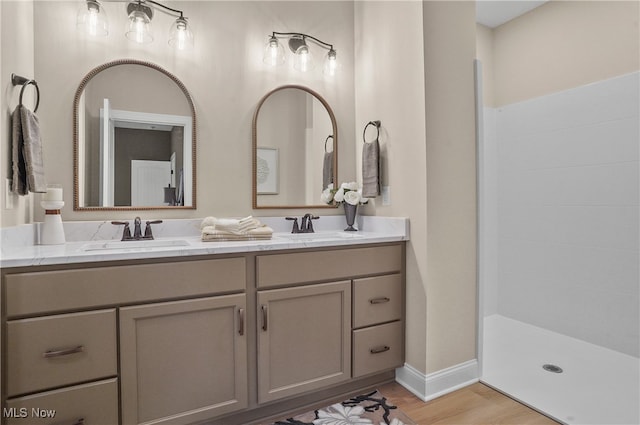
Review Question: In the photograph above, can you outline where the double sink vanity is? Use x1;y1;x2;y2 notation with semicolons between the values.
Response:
0;216;408;425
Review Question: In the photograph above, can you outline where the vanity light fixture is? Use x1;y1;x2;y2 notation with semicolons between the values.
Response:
77;0;194;51
263;32;338;76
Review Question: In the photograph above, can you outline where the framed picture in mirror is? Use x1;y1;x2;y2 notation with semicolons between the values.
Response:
256;147;279;195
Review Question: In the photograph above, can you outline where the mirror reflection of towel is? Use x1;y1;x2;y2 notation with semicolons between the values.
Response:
323;151;333;190
11;105;46;195
362;139;380;197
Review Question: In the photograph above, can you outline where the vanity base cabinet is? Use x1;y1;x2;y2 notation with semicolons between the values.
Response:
4;379;118;425
257;281;352;404
119;295;248;425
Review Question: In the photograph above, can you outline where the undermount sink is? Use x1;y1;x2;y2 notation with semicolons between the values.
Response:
80;239;191;252
275;232;364;241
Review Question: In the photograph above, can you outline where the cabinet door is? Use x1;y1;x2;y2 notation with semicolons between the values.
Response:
120;295;247;425
257;281;351;403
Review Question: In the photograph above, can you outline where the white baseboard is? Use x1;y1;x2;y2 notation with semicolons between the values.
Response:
395;360;479;402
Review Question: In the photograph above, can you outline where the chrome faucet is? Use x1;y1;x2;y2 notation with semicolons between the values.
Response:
111;217;163;241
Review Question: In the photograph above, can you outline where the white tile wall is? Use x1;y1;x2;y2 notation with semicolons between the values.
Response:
483;72;640;357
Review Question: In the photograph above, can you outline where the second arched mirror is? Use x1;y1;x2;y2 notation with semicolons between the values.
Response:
252;85;337;209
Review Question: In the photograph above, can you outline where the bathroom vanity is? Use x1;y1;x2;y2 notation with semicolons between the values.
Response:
0;218;407;425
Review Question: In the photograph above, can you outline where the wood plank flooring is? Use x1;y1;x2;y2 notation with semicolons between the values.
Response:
378;382;560;425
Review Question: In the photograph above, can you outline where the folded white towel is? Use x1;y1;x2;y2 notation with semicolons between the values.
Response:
200;216;265;235
201;224;273;241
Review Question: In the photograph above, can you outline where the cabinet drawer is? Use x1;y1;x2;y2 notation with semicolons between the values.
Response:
7;309;117;397
352;321;404;378
5;257;246;317
5;378;118;425
257;244;402;288
353;274;402;328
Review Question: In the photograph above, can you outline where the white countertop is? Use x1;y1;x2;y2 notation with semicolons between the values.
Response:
0;216;409;268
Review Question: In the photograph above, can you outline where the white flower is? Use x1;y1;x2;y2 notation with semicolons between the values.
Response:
321;188;334;204
357;189;369;204
333;187;345;203
344;190;361;206
341;181;359;191
313;403;373;425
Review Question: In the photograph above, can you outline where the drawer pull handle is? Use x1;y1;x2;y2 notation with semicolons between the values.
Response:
261;305;268;331
43;345;84;358
370;345;390;354
70;418;85;425
369;297;390;304
238;308;245;336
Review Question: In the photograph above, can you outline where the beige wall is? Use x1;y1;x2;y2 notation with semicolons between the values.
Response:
2;0;36;226
355;1;428;374
423;1;478;373
1;1;355;226
492;0;640;106
355;1;478;376
475;24;495;108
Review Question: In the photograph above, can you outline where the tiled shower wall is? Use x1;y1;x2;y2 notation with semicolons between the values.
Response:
483;72;639;357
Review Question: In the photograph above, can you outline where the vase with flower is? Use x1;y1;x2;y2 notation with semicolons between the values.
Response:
321;182;369;231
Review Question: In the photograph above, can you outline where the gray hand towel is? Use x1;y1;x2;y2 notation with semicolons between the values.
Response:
362;139;380;197
11;105;46;195
322;151;334;190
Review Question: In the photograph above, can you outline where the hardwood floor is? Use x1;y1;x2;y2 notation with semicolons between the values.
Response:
378;382;560;425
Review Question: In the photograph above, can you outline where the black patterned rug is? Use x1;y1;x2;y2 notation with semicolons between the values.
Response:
269;390;416;425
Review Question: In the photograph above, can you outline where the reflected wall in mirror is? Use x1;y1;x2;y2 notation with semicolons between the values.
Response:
74;59;196;210
252;85;337;209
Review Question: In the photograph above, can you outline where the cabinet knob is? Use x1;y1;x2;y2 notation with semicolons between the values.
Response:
369;345;390;354
369;297;390;304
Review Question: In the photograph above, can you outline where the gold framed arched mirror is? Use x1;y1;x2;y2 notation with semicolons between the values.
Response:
73;59;196;211
252;85;337;209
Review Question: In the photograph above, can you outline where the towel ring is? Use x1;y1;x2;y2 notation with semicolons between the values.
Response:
11;73;40;113
363;120;381;144
325;135;334;153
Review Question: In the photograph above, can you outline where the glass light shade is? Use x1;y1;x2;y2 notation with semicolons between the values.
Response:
263;37;285;66
168;17;194;50
77;0;108;37
323;49;338;76
293;45;314;72
125;9;153;44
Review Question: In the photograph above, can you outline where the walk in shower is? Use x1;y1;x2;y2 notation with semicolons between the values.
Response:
478;70;640;424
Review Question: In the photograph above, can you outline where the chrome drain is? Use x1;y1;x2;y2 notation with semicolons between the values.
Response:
542;364;563;373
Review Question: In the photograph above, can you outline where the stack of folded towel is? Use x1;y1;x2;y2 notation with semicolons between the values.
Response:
201;216;273;241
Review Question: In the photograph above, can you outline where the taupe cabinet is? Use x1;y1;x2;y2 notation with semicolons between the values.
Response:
257;281;352;403
1;243;405;425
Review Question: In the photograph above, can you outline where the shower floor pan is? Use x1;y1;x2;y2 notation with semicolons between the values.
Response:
482;314;639;425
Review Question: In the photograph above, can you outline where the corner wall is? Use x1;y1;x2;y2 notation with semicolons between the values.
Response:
355;0;478;399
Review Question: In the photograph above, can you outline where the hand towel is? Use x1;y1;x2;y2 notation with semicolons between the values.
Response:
11;105;47;195
201;225;273;241
322;151;334;190
362;138;380;197
200;216;264;235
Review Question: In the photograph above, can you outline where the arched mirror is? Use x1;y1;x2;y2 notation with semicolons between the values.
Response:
74;59;196;210
252;85;337;209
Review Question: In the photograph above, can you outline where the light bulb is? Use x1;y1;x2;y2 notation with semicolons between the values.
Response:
169;17;194;50
125;7;153;44
77;0;108;37
263;36;284;66
323;49;338;76
293;45;314;72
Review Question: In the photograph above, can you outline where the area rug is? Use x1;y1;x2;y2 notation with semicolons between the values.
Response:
270;390;416;425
